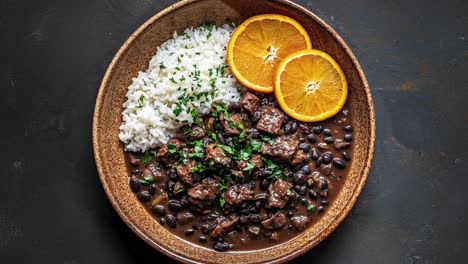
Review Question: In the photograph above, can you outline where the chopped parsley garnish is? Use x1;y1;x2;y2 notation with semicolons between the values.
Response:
173;103;183;116
219;197;226;207
167;143;177;154
307;204;316;214
200;21;215;39
286;189;292;195
262;158;286;180
169;77;177;84
175;188;186;194
136;94;145;108
260;135;274;145
140;151;154;163
139;175;155;185
242;162;256;173
159;63;166;70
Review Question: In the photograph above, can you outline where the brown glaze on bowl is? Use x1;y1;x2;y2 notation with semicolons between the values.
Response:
92;0;375;263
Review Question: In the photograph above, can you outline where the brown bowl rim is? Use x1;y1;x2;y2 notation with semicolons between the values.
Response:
92;0;376;263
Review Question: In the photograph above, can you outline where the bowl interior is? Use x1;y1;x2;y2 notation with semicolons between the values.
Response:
93;0;375;263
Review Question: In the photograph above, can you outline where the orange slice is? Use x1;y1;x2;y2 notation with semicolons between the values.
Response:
227;14;312;93
274;49;348;122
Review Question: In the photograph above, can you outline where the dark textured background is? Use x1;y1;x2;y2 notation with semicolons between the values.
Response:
1;0;467;263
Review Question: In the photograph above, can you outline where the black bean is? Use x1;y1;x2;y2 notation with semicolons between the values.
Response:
312;149;319;160
253;110;262;122
248;214;262;224
315;157;322;168
249;128;260;138
248;206;258;214
300;198;307;205
322;152;333;164
298;142;311;152
299;137;305;143
202;224;213;234
321;200;329;206
203;137;211;147
260;178;270;190
160;217;166;225
309;190;318;200
291;164;302;172
299;185;307;195
255;200;264;209
344;134;353;142
323;128;332;136
148;184;156;195
214;241;230;252
288;190;299;200
151;205;166;216
324;136;334;144
168;200;183;212
184;228;195;236
137;191;151;202
293;172;307;185
225;138;234;147
240;215;248;224
198;236;207;242
307;134;317;143
286;171;294;178
318;177;328;190
229;102;241;112
333;158;346;169
317;206;325;213
249;181;256;190
301;165;311;175
254;193;267;201
257;169;270;178
217;133;226;144
286;211;294;218
165;215;177;228
313;125;323;134
290;121;298;133
342;152;351;161
283;122;292;134
129;177;141;193
344;125;353;132
169;168;178;180
294;185;301;193
180;198;190;208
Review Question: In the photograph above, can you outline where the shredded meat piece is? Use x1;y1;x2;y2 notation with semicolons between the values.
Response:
267;179;292;208
187;178;220;208
261;212;287;230
210;215;240;238
240;92;260;114
206;143;231;166
291;216;309;230
260;136;299;162
176;160;197;186
220;113;242;135
290;150;307;165
256;106;284;135
224;184;254;206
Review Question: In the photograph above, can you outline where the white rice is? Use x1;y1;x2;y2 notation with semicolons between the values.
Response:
119;24;240;152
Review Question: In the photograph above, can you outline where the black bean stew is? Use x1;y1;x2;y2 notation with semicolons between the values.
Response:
125;92;353;251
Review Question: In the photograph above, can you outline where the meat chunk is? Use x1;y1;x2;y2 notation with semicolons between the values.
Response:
236;155;263;172
176;160;197;186
256;106;284;135
291;216;309;230
290;150;307;165
157;138;183;164
188;178;220;208
261;212;287;230
220;113;242;135
210;215;240;238
224;184;254;206
129;154;140;165
267;179;292;208
142;164;165;181
260;136;299;162
187;126;205;140
240;92;260;114
206;143;231;166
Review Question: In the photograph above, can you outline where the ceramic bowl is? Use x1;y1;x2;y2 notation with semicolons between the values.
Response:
93;0;375;263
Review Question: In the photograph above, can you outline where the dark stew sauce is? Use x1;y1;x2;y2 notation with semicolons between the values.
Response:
125;92;353;251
